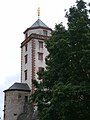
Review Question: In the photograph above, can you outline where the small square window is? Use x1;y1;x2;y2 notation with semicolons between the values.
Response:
18;94;21;98
43;30;47;36
39;41;43;48
25;96;28;102
38;67;44;73
38;53;43;60
14;113;17;116
24;70;27;80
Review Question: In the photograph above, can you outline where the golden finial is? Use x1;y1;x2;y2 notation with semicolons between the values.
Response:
37;7;40;17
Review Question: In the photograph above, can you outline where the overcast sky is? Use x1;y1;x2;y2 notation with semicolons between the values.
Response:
0;0;89;119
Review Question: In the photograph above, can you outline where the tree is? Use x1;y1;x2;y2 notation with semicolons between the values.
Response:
31;0;90;120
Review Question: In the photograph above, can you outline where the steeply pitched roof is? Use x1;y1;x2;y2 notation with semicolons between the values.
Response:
31;19;48;28
4;82;30;92
24;18;52;34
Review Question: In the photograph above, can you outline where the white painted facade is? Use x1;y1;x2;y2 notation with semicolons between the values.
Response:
21;40;32;89
25;28;51;39
34;38;49;80
21;19;52;91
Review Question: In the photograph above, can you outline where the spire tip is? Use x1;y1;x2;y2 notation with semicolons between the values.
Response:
37;7;40;18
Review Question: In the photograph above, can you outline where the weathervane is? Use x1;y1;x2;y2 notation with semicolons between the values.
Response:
37;7;40;18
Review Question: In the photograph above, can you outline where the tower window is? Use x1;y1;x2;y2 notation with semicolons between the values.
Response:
38;53;43;60
38;67;44;80
25;96;28;102
24;70;27;80
5;94;6;101
25;44;28;51
39;41;43;48
38;67;44;73
14;113;17;116
43;30;47;36
25;54;28;64
18;94;21;98
4;112;5;119
25;32;28;39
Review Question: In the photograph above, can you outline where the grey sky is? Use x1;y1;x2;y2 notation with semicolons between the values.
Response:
0;0;89;119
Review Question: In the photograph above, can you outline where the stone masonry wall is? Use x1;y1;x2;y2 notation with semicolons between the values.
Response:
4;90;30;120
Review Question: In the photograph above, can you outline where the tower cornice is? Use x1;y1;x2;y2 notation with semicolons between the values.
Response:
24;26;52;34
21;33;49;48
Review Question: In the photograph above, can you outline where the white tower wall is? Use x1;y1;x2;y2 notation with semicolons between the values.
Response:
21;27;51;91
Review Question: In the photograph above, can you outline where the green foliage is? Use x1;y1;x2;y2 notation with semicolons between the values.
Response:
31;0;90;120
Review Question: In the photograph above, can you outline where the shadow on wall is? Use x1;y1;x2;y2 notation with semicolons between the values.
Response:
17;103;38;120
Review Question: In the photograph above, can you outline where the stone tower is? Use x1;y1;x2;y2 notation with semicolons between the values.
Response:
3;83;31;120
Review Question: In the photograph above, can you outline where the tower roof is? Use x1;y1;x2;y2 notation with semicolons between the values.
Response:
4;82;30;92
31;18;48;28
24;18;52;34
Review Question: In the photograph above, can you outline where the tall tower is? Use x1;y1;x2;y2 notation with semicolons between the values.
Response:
20;9;52;91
